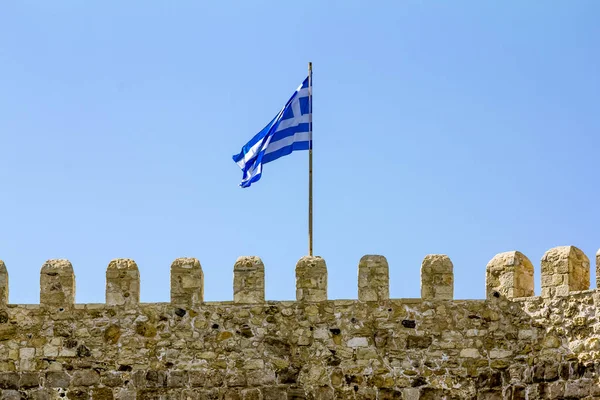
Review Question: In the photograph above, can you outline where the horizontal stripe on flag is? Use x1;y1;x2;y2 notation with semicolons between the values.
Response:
263;140;310;164
232;75;311;188
275;114;310;131
265;131;311;156
271;123;310;143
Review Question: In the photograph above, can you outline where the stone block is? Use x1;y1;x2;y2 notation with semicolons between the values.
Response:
106;259;139;306
596;249;600;289
46;371;71;388
541;246;589;298
40;259;75;307
296;256;327;302
486;251;534;299
92;388;113;400
262;387;287;400
233;256;265;304
29;390;51;400
166;371;188;388
421;254;453;300
72;370;100;387
170;258;203;305
2;390;21;400
20;372;40;389
358;255;389;302
0;261;7;306
0;373;19;389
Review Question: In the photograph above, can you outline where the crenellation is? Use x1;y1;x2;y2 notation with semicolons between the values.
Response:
541;246;590;298
357;255;389;302
170;257;203;305
597;249;600;289
420;254;453;300
0;260;7;306
39;259;75;308
233;256;265;304
1;248;595;306
106;258;140;307
0;247;597;397
486;251;534;299
295;256;327;302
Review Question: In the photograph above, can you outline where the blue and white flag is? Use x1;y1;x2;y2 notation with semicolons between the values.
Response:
232;76;312;188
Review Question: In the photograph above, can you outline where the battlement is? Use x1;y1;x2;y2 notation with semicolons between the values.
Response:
1;245;598;308
0;247;599;399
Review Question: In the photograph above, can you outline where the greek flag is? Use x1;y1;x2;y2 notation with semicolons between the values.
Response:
233;76;312;188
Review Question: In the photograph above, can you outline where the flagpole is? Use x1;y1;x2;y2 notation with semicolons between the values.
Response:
308;62;313;257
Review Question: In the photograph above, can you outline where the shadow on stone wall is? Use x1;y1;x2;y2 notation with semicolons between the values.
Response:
0;246;597;399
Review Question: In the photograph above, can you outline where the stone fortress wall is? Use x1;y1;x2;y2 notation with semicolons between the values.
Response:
0;246;599;399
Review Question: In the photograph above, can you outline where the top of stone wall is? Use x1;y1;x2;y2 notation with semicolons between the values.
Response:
0;245;598;307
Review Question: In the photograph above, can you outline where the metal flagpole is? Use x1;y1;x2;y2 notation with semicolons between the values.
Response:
308;62;313;257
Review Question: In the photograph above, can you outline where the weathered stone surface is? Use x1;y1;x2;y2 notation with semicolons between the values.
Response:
421;254;453;300
46;371;70;387
486;251;534;299
0;373;19;389
541;246;589;297
0;261;7;306
1;250;600;398
358;255;389;302
40;259;75;307
106;259;139;306
135;321;157;337
103;324;121;343
596;248;600;289
29;389;51;400
170;258;203;305
20;373;40;389
92;387;113;400
296;256;327;302
406;335;432;349
233;256;265;304
2;390;22;400
2;291;596;397
72;370;100;386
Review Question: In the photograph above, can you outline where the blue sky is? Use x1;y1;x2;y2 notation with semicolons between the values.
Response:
1;1;599;304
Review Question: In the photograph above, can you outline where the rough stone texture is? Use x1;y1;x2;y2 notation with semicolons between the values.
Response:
358;255;389;302
0;261;7;306
597;249;600;290
170;258;203;305
106;259;139;307
296;256;327;302
0;291;599;398
40;259;75;307
233;256;264;304
1;248;600;399
420;254;453;300
486;251;534;299
541;246;590;298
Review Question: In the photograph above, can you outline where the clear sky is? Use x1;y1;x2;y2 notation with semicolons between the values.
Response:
1;1;599;304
